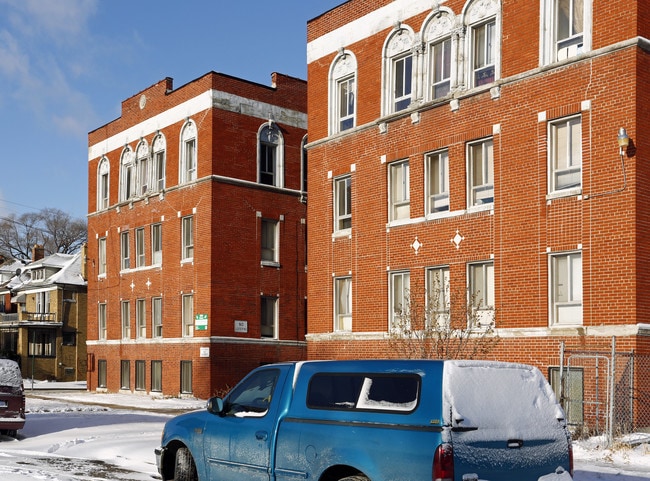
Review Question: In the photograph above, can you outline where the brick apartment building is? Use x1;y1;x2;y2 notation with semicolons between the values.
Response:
306;0;650;430
86;72;307;399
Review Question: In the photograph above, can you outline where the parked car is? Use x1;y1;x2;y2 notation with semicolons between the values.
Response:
0;358;25;437
156;360;573;481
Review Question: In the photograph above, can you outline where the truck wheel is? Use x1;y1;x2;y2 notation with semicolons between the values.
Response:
340;476;370;481
174;447;198;481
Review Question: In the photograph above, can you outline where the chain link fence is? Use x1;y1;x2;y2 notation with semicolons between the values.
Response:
557;339;650;444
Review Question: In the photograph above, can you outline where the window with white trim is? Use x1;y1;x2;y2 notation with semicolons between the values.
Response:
136;298;146;338
180;121;197;184
261;296;277;338
330;51;357;133
389;271;410;330
261;219;279;264
121;300;131;339
334;276;352;331
468;138;494;207
549;115;582;193
334;175;352;232
151;360;162;392
384;28;415;114
135;360;146;391
465;0;500;88
98;303;107;341
389;160;410;221
181;216;194;261
426;267;450;327
135;227;145;268
136;139;149;196
430;37;452;99
152;133;166;192
550;251;582;325
119;147;135;202
120;360;130;390
98;237;106;276
97;157;110;210
542;0;591;64
182;294;194;337
426;150;449;214
121;231;130;270
151;223;162;265
152;297;163;338
468;261;494;328
258;124;284;187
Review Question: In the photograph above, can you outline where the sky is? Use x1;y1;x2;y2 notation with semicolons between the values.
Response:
0;0;345;220
0;385;649;480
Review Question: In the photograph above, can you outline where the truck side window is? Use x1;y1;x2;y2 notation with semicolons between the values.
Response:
225;368;279;417
307;373;420;413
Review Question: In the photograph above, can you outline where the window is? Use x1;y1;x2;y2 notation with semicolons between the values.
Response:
121;231;130;270
120;360;130;390
98;237;106;276
28;328;55;357
98;303;107;341
136;140;149;196
121;300;131;339
258;124;284;187
337;76;356;131
426;150;449;214
384;28;415;114
151;223;162;265
135;360;146;391
97;157;110;210
468;138;494;207
182;216;194;260
223;368;279;417
472;20;496;87
98;360;107;388
430;37;451;98
389;271;410;329
465;0;500;88
389;160;410;221
427;267;450;327
261;296;277;338
180;121;197;183
468;261;495;328
334;277;352;331
152;133;166;192
334;176;352;232
180;360;193;394
151;360;162;392
135;227;145;267
152;297;163;338
550;252;582;325
119;147;135;202
550;116;582;193
556;0;585;60
136;299;146;338
330;50;357;133
182;294;194;337
307;373;419;413
261;219;279;264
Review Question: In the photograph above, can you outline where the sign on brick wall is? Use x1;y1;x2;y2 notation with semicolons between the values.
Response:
195;314;208;331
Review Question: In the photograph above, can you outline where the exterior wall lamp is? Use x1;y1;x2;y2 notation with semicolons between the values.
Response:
618;127;630;155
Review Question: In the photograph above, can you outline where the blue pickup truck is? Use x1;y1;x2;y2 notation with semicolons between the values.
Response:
155;360;573;481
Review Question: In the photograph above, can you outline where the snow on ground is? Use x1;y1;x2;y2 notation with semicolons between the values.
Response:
0;380;648;480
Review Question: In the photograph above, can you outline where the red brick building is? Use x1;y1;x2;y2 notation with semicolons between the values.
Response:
86;72;307;399
306;0;650;430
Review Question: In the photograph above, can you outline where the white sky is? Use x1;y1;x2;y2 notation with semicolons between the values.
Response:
0;0;345;219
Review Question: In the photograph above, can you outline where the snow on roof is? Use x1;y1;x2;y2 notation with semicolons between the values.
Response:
8;252;86;294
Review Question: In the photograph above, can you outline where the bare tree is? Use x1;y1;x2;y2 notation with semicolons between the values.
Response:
0;208;86;260
388;273;499;360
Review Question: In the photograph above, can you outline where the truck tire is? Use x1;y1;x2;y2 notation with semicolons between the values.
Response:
174;447;198;481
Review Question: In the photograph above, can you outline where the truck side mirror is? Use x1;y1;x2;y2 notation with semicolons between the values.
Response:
207;397;225;415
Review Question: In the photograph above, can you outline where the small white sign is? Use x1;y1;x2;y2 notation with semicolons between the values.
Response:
234;320;248;333
200;347;210;358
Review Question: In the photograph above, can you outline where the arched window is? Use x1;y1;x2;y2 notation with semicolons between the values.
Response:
463;0;501;89
329;50;357;134
135;139;149;196
119;146;135;202
423;9;455;100
383;26;415;115
258;123;284;188
180;120;197;184
152;133;166;192
97;157;110;211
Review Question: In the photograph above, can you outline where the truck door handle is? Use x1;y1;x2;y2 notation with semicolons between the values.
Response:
256;431;268;441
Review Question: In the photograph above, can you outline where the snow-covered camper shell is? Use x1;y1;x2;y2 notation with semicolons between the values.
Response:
156;359;573;481
0;359;25;437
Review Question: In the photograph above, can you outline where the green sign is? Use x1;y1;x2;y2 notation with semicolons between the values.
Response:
195;314;208;331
